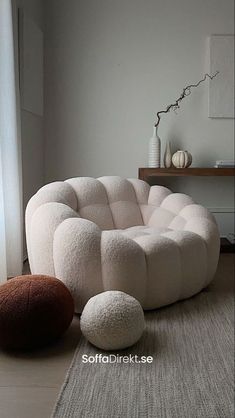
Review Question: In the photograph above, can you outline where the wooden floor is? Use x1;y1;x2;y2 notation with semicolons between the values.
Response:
0;255;234;418
0;316;81;418
1;261;81;418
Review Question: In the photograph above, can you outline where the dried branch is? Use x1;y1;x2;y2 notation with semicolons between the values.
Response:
155;71;219;127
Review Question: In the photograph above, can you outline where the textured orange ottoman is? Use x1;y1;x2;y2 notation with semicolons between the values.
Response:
0;275;74;350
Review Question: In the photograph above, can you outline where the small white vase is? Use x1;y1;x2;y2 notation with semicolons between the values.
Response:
148;126;161;168
163;141;172;168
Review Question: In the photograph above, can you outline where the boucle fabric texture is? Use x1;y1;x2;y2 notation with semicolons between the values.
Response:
0;275;74;349
80;291;145;350
26;176;220;313
52;258;234;418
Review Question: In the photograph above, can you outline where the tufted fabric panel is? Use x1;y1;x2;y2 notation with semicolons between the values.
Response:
66;177;114;230
26;176;220;312
97;176;144;229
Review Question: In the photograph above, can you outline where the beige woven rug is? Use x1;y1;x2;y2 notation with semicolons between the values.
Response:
52;256;234;418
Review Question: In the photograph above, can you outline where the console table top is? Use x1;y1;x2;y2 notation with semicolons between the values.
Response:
139;167;235;181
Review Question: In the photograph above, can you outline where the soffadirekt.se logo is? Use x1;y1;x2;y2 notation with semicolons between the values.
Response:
82;354;153;364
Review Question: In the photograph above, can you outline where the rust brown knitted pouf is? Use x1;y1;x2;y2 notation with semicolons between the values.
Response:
0;275;74;350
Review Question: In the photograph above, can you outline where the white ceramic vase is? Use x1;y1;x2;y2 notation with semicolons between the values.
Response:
163;141;172;168
148;126;161;168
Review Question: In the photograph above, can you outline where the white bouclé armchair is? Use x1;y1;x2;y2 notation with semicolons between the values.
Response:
26;176;220;313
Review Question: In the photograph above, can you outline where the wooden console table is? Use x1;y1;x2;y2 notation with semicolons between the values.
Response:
139;167;235;182
138;167;235;253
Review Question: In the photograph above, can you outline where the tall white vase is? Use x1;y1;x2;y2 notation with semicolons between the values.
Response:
148;126;161;168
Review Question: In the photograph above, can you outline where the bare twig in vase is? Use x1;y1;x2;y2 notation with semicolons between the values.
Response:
155;71;219;128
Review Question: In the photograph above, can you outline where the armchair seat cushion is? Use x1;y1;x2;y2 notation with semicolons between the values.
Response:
115;225;209;308
26;176;220;312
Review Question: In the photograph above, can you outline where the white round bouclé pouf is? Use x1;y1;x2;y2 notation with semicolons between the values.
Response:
80;291;145;350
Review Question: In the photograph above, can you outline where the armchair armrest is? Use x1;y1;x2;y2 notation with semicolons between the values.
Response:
53;218;102;312
170;203;219;284
25;181;78;272
29;202;78;275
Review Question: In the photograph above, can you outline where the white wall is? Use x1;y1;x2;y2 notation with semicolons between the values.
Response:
44;0;234;234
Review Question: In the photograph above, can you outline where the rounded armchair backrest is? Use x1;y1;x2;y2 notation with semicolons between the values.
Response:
26;176;154;235
66;176;146;229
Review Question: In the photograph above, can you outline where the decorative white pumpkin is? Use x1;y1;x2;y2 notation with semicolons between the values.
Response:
172;150;192;168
